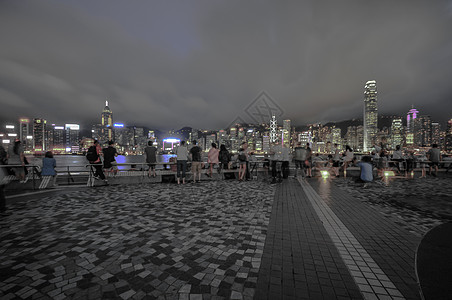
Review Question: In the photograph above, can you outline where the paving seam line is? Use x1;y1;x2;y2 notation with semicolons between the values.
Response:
298;178;406;300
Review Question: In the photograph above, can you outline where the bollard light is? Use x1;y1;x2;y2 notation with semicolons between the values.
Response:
384;171;395;177
321;170;329;178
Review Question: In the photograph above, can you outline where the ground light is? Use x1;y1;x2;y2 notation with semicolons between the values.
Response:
384;171;395;177
321;170;329;179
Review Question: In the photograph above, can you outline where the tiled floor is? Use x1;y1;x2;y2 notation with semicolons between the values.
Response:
0;181;274;300
1;175;448;299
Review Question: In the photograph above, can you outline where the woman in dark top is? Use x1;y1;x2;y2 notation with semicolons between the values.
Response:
218;144;230;172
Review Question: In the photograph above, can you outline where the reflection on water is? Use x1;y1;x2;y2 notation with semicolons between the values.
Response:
27;154;176;172
317;176;332;204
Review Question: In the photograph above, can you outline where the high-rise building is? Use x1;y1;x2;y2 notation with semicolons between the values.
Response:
50;125;66;152
446;119;452;152
101;101;113;142
431;122;441;146
270;116;277;143
363;80;378;152
414;115;431;147
332;128;342;146
33;118;47;152
406;106;419;133
66;124;80;152
283;119;291;148
390;118;403;149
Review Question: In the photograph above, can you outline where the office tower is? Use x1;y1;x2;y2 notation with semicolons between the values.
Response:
332;128;342;146
19;118;30;142
390;118;403;149
406;107;419;133
283;119;291;148
363;80;378;152
270;116;277;143
33;118;47;152
298;131;311;146
414;115;431;147
66;124;80;152
101;101;113;142
431;122;440;146
50;125;65;152
446;119;452;152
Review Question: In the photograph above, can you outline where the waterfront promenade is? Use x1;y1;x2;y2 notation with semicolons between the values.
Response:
0;174;451;299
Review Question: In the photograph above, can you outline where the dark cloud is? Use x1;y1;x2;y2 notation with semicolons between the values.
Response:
1;0;451;131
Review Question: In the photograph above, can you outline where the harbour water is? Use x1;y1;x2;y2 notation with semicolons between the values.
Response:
27;154;176;172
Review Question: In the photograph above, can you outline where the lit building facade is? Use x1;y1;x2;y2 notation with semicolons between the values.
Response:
66;124;80;152
270;116;277;143
33;118;47;152
414;115;431;147
363;80;378;152
101;101;113;143
406;107;419;133
283;119;291;148
390;118;403;149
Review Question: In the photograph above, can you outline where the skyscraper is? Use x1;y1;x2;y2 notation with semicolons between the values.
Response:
33;118;47;152
406;106;419;133
390;118;403;149
363;80;378;152
101;101;113;142
270;115;277;143
283;119;291;147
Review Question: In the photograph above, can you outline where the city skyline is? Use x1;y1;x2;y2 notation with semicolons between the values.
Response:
1;1;452;130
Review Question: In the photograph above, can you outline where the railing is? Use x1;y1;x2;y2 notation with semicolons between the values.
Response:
1;158;451;190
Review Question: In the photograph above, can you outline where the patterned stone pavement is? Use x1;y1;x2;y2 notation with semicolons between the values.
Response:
0;181;274;300
1;173;451;300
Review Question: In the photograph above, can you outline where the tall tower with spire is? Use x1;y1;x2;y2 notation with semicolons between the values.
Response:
101;100;113;142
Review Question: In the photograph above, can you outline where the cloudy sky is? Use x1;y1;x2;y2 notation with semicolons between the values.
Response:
1;0;452;130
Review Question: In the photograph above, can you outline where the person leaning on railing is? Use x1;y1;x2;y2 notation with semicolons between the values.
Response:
7;139;26;183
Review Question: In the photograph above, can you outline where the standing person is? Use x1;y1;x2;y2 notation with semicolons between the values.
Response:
189;140;202;183
42;151;58;187
281;143;291;179
293;142;307;178
305;143;312;178
391;145;404;174
0;145;9;216
176;141;188;184
103;141;118;177
237;145;247;181
417;151;428;178
342;145;354;177
7;139;26;183
332;143;341;177
207;143;219;178
145;141;157;177
86;140;107;182
218;144;230;173
427;144;441;177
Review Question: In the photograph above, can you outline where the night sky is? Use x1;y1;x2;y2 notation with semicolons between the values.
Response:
1;0;452;130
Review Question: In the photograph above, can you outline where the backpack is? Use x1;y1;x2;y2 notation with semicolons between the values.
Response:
86;145;99;162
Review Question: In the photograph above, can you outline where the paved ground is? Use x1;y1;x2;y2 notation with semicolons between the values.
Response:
1;181;274;300
1;173;451;299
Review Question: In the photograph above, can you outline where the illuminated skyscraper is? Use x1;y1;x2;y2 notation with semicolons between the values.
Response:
390;118;403;149
406;106;419;133
363;80;378;152
414;115;431;147
270;115;277;143
283;119;291;147
33;118;47;152
101;101;113;142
